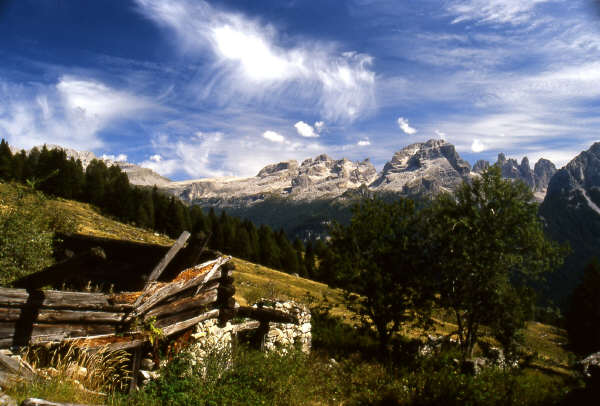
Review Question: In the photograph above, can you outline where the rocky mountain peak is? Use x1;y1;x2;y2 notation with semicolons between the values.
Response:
257;160;299;178
371;139;471;195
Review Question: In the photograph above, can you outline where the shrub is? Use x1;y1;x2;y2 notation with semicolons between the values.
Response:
0;186;55;285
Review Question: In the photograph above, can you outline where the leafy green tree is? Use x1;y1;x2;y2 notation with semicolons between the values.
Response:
566;259;600;355
427;166;565;358
328;197;433;353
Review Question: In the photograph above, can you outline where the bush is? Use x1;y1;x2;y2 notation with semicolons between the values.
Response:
0;185;56;285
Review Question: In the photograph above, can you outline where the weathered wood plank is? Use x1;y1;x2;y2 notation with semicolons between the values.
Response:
232;320;260;334
0;288;133;312
160;309;220;336
21;397;94;406
143;231;190;290
0;322;118;346
13;247;107;290
144;289;218;321
0;308;125;323
129;256;230;319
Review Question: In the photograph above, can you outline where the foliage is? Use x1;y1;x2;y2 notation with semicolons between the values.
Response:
566;258;600;355
427;166;566;358
0;186;55;285
328;197;434;353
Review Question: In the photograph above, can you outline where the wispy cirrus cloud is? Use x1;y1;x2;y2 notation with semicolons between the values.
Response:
446;0;560;25
134;0;376;122
0;77;153;151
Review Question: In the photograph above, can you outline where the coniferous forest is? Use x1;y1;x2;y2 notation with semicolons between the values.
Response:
0;139;323;278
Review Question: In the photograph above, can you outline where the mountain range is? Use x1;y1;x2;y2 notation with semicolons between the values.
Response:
162;139;557;207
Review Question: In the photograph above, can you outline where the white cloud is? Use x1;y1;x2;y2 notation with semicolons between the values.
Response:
471;139;486;152
357;139;371;146
0;77;153;152
149;154;162;162
101;153;128;162
397;117;417;135
138;130;327;179
314;121;325;132
447;0;558;25
435;130;446;139
134;0;375;122
262;130;285;143
294;121;319;138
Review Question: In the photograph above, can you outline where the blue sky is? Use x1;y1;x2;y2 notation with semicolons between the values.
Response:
1;0;600;180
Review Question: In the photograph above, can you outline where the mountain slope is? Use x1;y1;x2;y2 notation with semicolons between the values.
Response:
539;142;600;305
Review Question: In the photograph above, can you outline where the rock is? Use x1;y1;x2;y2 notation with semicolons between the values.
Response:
0;393;15;406
370;139;471;196
578;352;600;379
472;160;490;173
534;158;557;192
141;358;155;371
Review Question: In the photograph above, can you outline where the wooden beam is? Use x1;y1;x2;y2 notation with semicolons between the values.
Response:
143;231;190;290
129;256;230;319
0;288;133;312
160;309;220;336
235;306;299;324
0;307;125;324
144;289;218;321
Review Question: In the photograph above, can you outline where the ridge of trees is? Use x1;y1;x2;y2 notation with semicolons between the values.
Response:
0;140;325;277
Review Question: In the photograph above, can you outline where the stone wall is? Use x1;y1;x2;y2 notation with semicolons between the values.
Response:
258;300;311;354
187;300;311;366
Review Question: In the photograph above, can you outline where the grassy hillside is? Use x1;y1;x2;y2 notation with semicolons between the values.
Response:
0;182;575;376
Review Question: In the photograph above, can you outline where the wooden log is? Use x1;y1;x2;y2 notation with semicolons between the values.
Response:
21;398;94;406
144;289;218;321
0;307;125;324
143;231;190;290
217;284;235;299
160;309;219;337
129;256;230;319
0;322;118;347
235;306;299;324
0;288;133;312
232;320;260;334
66;333;148;351
13;247;107;290
217;296;236;309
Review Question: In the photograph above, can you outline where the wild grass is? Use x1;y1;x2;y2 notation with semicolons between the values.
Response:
5;344;131;405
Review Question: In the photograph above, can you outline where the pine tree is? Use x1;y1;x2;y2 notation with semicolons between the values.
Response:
0;139;13;180
84;159;108;207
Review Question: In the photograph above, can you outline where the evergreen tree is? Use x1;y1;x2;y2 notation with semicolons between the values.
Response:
165;196;187;238
84;159;109;207
0;139;13;180
11;150;27;182
152;186;169;234
304;240;315;279
258;225;280;269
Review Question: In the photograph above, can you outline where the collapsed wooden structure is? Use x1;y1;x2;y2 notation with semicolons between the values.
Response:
0;231;298;359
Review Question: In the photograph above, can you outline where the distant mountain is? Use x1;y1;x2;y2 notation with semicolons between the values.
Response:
539;142;600;305
472;153;557;201
165;139;556;208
